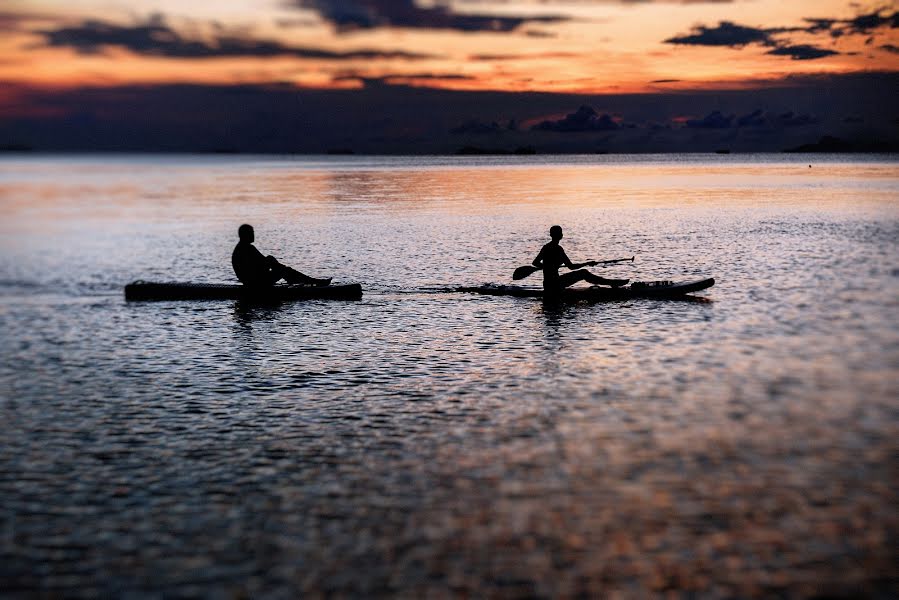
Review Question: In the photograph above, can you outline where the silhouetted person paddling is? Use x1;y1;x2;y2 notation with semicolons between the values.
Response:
232;224;331;288
533;225;628;291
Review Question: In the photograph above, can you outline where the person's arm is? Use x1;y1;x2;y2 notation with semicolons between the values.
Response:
563;249;597;270
248;244;272;269
562;249;579;269
233;243;263;283
532;247;545;268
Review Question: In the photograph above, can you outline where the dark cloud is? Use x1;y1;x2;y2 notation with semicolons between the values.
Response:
795;9;898;38
841;9;899;34
735;109;822;127
775;111;821;127
665;24;841;60
737;109;765;127
524;30;556;39
294;0;567;33
335;73;476;86
470;54;522;61
457;1;737;4
39;15;433;60
384;73;475;80
666;8;899;46
882;44;899;54
766;44;839;60
802;18;837;34
450;120;505;134
685;110;733;128
651;79;681;83
663;8;898;60
664;21;771;47
531;106;619;132
469;52;579;61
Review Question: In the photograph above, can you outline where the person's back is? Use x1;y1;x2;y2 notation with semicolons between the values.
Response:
538;241;567;268
232;225;271;286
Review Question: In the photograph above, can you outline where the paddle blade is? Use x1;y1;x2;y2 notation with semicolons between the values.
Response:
512;265;539;280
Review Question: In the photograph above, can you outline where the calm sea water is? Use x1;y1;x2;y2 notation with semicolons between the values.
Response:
1;154;897;597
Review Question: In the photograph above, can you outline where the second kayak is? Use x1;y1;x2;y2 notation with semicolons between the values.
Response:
458;278;715;300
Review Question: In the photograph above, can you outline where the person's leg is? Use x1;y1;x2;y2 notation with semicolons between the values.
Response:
263;256;287;283
558;269;628;288
581;270;628;287
283;267;331;286
267;256;331;286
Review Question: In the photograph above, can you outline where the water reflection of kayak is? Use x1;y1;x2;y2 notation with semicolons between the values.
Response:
124;281;362;301
458;278;715;300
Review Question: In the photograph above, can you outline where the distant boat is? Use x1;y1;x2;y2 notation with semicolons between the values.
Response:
715;148;731;154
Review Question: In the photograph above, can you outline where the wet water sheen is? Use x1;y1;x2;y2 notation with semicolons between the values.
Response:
1;154;897;597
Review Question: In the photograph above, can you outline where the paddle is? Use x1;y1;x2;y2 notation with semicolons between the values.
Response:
512;256;634;281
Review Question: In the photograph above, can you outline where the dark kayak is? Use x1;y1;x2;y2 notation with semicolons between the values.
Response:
458;278;714;300
124;281;363;301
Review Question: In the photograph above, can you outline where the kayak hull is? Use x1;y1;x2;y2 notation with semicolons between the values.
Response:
124;281;363;302
458;278;714;300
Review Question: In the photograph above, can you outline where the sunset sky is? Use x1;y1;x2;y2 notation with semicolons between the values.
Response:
1;0;897;152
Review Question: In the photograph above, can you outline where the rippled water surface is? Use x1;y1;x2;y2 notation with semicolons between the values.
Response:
1;154;897;597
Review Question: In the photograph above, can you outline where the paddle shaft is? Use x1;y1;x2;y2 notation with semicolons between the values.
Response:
512;256;634;280
587;256;634;266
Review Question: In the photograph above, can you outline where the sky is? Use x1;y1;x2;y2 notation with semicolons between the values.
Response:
1;0;897;153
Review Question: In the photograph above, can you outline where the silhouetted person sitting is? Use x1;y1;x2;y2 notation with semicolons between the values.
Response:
533;225;628;291
232;224;331;287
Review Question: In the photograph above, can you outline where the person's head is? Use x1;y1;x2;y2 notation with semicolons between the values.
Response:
238;224;254;243
549;225;563;241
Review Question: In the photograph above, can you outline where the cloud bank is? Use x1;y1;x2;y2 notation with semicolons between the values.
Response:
293;0;567;33
1;72;895;153
663;8;899;61
532;106;619;132
39;15;433;60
